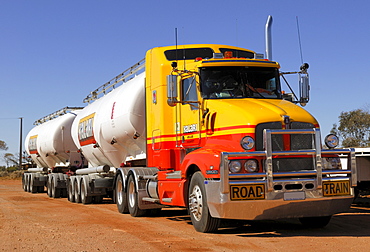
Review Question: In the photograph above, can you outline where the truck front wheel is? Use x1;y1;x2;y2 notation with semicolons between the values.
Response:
188;171;220;233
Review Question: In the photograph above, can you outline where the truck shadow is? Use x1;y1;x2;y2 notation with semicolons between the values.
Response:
162;204;370;237
217;205;370;237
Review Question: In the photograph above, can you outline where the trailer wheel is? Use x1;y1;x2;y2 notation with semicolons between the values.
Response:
46;175;52;197
299;215;332;228
68;178;75;203
30;173;37;193
25;173;30;192
127;175;147;217
22;173;27;191
81;176;92;204
188;171;220;233
116;174;129;213
74;179;81;203
51;176;61;198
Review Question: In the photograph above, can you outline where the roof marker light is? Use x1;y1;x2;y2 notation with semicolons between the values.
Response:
224;51;233;58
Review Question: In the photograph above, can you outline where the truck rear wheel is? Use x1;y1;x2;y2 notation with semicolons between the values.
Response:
188;171;220;233
127;175;147;217
299;215;332;228
116;175;129;213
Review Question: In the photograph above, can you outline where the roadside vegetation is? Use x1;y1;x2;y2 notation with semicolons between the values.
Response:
331;108;370;147
0;139;24;179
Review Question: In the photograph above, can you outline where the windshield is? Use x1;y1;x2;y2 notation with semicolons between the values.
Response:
200;67;281;99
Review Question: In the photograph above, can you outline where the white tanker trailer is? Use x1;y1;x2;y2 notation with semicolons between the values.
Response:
23;107;84;196
23;60;150;206
67;69;147;204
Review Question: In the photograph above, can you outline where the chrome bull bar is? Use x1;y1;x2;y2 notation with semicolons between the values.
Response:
220;128;357;194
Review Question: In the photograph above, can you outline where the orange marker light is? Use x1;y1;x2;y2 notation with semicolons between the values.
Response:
224;51;233;58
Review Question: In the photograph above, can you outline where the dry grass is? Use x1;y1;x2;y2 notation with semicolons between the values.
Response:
0;170;23;180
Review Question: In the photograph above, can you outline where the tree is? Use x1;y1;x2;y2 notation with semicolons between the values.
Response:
0;140;8;151
331;109;370;147
3;153;18;168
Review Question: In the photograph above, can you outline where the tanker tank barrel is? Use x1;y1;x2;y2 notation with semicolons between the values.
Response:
27;167;48;173
75;165;110;175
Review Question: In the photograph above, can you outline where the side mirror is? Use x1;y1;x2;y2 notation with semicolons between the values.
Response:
167;75;178;106
299;73;309;106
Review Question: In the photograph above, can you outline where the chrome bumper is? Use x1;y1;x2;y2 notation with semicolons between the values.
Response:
205;128;357;220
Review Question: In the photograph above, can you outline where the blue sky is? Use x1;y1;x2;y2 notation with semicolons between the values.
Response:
0;0;369;165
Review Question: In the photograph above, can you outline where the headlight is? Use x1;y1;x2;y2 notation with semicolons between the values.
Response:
322;157;342;169
229;161;242;173
325;134;339;149
244;159;258;172
240;136;255;150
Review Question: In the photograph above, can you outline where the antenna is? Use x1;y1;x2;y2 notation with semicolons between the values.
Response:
235;18;238;47
296;16;304;64
175;28;178;63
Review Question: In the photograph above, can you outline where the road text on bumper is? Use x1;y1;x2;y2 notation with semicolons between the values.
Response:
230;184;265;201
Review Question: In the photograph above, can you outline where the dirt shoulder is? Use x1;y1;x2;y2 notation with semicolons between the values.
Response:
1;179;370;252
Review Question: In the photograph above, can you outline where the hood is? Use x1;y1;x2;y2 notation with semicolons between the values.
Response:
204;98;318;128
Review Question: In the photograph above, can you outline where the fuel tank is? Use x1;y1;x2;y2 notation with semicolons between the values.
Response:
71;73;146;168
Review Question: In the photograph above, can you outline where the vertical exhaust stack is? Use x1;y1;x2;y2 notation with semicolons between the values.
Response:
265;15;273;60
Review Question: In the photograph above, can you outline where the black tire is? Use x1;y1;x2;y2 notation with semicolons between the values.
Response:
22;173;27;191
299;215;332;228
81;177;92;204
74;179;81;203
127;175;147;217
26;174;30;192
68;179;75;203
30;174;37;193
188;171;220;233
116;175;129;213
51;176;61;198
47;175;52;197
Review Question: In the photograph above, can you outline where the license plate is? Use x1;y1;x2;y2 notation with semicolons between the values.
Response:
230;184;265;201
323;180;350;196
284;191;305;201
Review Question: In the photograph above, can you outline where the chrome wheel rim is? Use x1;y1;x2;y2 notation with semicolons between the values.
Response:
189;185;203;221
128;180;135;208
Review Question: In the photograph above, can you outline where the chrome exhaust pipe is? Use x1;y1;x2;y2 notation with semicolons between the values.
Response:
265;15;273;60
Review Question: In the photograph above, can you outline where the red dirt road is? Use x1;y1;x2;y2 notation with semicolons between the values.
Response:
1;179;370;251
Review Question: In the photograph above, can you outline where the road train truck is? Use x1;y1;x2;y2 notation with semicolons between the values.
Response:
23;16;357;232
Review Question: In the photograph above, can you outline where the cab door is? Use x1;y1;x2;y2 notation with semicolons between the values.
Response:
177;75;201;148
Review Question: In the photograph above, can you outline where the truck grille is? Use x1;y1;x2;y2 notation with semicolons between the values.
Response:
272;157;314;172
255;121;315;172
255;122;282;151
291;122;315;150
